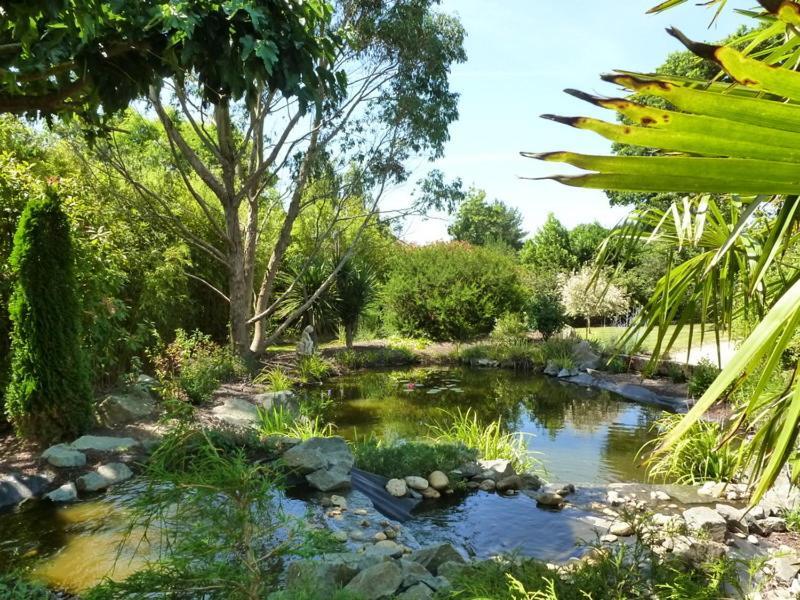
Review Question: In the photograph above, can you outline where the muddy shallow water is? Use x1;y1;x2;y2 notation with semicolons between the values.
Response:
0;367;672;591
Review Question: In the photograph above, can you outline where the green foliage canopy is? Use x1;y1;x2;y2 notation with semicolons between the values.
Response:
447;189;525;250
383;242;525;343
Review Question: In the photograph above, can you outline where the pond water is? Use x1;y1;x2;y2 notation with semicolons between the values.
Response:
0;367;670;591
327;367;663;483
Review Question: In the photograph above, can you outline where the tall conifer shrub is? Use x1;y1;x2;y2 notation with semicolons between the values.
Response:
5;188;92;441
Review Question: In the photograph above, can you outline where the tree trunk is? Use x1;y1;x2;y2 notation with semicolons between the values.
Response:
345;322;355;349
225;207;253;364
586;316;591;337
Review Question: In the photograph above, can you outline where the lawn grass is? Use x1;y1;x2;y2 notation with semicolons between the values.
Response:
577;324;725;356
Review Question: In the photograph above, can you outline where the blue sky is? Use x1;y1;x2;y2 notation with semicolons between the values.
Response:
391;0;750;243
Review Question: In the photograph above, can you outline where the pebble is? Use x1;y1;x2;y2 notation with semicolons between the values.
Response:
331;495;348;509
373;532;387;542
748;534;759;545
600;534;618;543
609;522;634;537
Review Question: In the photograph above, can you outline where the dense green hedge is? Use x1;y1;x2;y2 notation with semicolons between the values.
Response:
383;242;525;342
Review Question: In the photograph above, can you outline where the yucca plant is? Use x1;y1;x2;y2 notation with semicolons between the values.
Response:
531;0;800;501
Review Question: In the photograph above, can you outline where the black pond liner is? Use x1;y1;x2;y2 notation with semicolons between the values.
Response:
350;467;421;522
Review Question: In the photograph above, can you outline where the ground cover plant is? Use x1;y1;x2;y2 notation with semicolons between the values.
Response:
351;437;477;480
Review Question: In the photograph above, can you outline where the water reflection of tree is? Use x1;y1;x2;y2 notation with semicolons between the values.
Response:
600;409;659;481
521;380;625;440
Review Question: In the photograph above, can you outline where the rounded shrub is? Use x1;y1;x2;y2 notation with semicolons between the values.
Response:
5;189;92;441
383;242;525;343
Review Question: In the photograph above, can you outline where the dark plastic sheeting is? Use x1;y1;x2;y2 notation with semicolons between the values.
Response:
350;467;422;522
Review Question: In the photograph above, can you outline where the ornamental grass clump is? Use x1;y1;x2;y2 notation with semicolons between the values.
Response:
428;407;540;473
642;413;740;485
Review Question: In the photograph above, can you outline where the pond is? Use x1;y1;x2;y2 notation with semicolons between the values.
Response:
327;367;663;484
0;367;670;591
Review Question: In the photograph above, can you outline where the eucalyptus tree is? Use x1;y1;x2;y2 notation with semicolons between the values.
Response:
529;0;800;499
94;0;465;361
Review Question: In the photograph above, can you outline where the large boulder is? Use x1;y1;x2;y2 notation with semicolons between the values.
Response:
286;553;363;596
306;466;351;492
42;443;86;467
211;398;260;429
282;437;354;492
71;435;140;452
0;472;55;508
344;560;403;600
283;437;353;473
683;506;727;543
409;543;465;576
96;388;155;427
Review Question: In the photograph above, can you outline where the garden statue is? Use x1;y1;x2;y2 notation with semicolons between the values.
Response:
296;325;316;356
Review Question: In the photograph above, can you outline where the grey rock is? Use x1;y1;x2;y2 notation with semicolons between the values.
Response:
77;462;133;491
409;543;465;576
769;554;800;584
42;443;86;467
535;491;565;508
45;482;78;503
387;478;409;497
344;560;403;600
750;516;788;536
683;506;727;543
427;471;448;491
210;398;259;429
253;390;295;410
71;435;140;452
96;388;155;427
0;472;54;508
367;540;404;559
557;367;578;378
477;459;515;479
286;553;362;595
519;473;542;490
420;486;441;499
306;466;351;492
714;504;748;534
609;522;634;537
396;583;433;600
400;560;433;588
497;475;522;493
478;479;496;492
283;436;354;474
437;560;467;582
457;462;482;478
405;476;429;491
544;360;560;376
671;537;728;565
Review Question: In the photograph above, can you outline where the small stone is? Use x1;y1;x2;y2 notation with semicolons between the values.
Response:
330;494;348;509
360;519;370;527
76;472;109;492
600;534;618;543
405;476;430;491
353;508;369;515
420;486;441;499
609;522;634;537
478;479;496;492
386;478;408;497
42;444;86;468
477;459;515;479
557;483;576;497
44;482;78;503
428;471;449;491
606;490;623;506
650;490;671;501
374;532;387;542
333;530;348;542
747;534;759;545
373;540;404;558
349;529;366;541
384;529;398;540
535;492;564;508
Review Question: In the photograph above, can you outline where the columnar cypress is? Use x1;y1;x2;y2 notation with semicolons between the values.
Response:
5;188;92;441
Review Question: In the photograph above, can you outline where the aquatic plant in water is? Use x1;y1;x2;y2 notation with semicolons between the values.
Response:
427;407;541;473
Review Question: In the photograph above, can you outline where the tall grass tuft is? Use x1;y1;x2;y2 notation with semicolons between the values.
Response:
255;406;334;440
253;367;293;391
642;413;740;485
297;354;334;383
427;407;540;473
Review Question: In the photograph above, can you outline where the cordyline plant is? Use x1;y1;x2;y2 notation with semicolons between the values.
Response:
527;0;800;501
